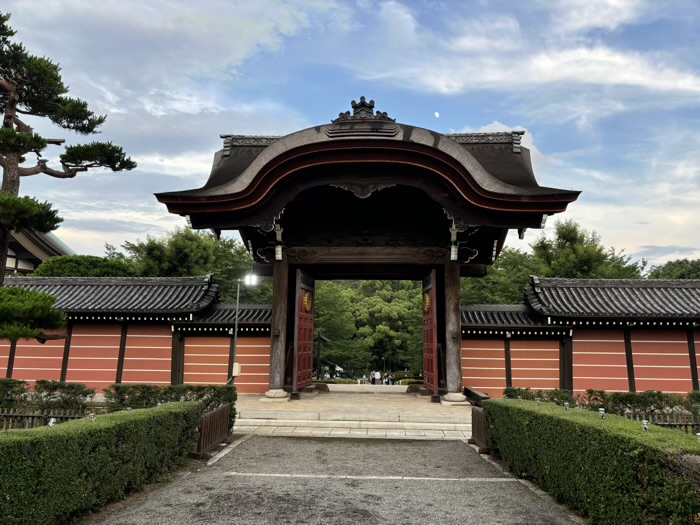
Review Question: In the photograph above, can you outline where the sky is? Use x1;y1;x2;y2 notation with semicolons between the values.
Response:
5;0;700;268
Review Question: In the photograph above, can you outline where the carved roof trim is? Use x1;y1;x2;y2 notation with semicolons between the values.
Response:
446;131;525;153
220;135;281;156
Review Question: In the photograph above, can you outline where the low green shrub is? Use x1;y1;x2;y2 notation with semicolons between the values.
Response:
485;399;700;524
0;402;203;525
30;380;95;411
103;384;236;431
0;378;29;409
687;391;700;417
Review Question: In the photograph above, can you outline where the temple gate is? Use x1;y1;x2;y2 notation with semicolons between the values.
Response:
156;97;579;401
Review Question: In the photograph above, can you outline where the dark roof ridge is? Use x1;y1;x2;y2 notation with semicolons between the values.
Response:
210;303;272;309
537;278;700;288
5;275;214;286
462;304;530;311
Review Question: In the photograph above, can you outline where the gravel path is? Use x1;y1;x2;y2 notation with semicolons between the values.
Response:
84;436;582;525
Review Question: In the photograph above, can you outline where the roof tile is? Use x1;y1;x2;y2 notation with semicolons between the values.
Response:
4;276;218;315
526;278;700;320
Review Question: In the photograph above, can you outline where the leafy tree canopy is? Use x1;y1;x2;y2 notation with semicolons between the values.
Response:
34;255;137;277
648;259;700;279
531;219;644;279
314;281;370;377
0;287;64;341
461;220;645;305
112;229;271;304
461;247;542;305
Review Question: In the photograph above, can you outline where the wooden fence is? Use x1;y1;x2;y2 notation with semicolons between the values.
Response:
0;408;86;430
624;413;700;435
194;403;231;458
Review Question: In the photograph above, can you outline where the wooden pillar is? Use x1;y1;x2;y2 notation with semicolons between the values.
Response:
266;257;289;398
688;328;699;392
443;260;466;402
59;322;73;382
6;340;16;378
504;338;513;388
560;335;573;391
623;326;636;393
115;321;128;384
171;330;184;385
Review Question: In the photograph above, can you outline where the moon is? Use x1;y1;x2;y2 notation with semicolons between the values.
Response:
434;112;440;118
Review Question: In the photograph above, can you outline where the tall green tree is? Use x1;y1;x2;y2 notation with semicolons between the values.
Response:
0;12;135;286
314;281;370;377
531;219;643;279
648;259;700;279
350;280;423;373
117;229;271;303
461;247;543;305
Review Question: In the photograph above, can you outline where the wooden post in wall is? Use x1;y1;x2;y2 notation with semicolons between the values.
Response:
266;256;289;398
443;260;466;402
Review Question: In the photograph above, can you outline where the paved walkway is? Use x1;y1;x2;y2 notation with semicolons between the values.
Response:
234;391;473;440
84;437;582;525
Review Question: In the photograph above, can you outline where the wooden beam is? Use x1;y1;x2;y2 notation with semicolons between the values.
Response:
171;331;184;385
59;322;73;382
623;327;636;393
504;338;512;388
560;337;573;391
688;328;699;392
6;340;16;379
115;321;128;384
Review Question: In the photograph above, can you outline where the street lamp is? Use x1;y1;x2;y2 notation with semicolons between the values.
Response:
229;273;258;385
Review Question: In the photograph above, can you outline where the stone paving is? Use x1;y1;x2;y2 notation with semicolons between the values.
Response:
233;390;473;440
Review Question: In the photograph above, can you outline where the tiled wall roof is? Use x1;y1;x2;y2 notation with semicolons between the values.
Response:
4;276;219;315
526;277;700;320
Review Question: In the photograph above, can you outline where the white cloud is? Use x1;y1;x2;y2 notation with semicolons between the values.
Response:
7;0;349;112
544;0;652;34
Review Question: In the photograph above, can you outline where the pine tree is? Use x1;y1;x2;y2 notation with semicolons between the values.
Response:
0;12;135;287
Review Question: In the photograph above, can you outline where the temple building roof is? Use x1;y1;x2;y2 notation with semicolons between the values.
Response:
155;97;580;275
6;230;74;274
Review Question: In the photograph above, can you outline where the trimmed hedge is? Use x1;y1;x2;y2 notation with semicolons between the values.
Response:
485;400;700;525
30;380;95;410
0;402;203;525
103;383;236;432
0;378;29;409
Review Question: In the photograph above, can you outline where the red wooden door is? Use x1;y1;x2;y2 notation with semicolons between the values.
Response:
423;270;438;396
293;269;315;393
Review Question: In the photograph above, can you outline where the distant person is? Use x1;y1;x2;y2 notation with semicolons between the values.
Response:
375;371;381;384
370;370;376;385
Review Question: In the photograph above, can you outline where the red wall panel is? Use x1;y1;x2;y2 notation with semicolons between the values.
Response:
10;336;64;384
234;337;271;394
631;329;693;393
65;324;120;391
0;340;10;377
183;336;229;386
510;340;560;391
121;325;172;385
461;339;506;398
572;328;629;393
